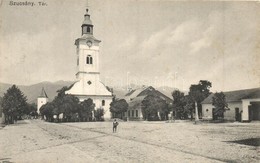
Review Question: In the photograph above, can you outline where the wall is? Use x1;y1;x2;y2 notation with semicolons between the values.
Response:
202;102;242;121
77;95;113;120
37;97;48;113
202;103;213;120
242;98;260;121
126;106;143;120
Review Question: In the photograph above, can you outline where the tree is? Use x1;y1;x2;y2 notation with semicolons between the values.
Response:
188;80;212;120
27;103;38;119
79;98;95;121
94;108;104;121
110;99;128;119
59;95;80;122
183;95;194;119
1;85;28;124
51;87;80;122
172;90;187;119
40;102;55;122
212;92;228;120
141;94;168;121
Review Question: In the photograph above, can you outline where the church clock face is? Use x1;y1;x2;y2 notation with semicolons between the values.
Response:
87;40;92;47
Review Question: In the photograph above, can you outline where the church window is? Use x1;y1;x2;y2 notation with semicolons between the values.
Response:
87;26;90;33
128;110;130;117
90;56;93;64
86;55;93;64
87;81;92;85
102;100;105;106
136;110;138;117
77;57;79;66
132;110;134;117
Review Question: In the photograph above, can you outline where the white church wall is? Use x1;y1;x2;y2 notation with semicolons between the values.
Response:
77;95;112;120
37;97;48;114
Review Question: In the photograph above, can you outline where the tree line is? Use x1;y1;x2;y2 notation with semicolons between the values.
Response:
171;80;228;120
1;81;228;124
39;87;104;122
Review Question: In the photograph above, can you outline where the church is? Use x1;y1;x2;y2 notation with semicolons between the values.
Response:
65;8;113;120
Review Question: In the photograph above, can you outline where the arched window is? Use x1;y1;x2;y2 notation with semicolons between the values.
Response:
90;56;93;64
102;100;105;106
86;55;93;64
87;26;90;33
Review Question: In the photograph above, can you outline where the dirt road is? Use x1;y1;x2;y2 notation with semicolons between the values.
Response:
0;120;259;163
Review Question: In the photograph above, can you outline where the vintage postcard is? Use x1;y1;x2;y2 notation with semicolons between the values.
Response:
0;0;259;162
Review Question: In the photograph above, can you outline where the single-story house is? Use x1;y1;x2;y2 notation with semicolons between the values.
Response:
123;86;173;120
201;87;260;122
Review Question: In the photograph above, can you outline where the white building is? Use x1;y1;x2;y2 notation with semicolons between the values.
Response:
201;88;260;122
123;86;173;121
37;88;48;114
65;8;113;120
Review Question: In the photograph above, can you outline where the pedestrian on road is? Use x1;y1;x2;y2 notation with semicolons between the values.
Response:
113;119;119;133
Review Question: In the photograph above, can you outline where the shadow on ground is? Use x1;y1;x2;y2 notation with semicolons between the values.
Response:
225;138;260;147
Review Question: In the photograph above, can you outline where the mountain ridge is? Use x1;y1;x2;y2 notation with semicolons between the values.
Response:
0;81;175;104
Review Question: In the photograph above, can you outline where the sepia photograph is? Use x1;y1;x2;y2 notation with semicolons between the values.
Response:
0;0;259;162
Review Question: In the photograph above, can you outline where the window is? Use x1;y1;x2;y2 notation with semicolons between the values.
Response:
77;57;79;66
86;55;93;64
102;100;105;106
87;26;90;33
128;110;130;117
136;110;138;117
132;110;134;117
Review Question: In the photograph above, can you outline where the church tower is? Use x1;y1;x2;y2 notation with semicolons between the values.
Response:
37;87;48;114
76;8;101;81
66;8;113;120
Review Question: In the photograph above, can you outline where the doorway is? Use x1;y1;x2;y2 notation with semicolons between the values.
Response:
235;108;240;121
249;102;260;121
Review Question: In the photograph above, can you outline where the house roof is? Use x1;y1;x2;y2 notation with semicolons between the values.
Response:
126;86;173;109
124;86;151;101
128;96;146;109
201;87;260;104
38;87;48;98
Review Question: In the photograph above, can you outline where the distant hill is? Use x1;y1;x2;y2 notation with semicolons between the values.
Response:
157;86;175;99
0;81;176;103
0;81;74;104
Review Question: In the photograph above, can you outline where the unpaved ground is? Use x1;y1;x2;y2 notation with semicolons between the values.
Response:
0;120;259;163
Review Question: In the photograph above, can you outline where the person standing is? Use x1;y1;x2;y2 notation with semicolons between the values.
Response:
113;119;119;133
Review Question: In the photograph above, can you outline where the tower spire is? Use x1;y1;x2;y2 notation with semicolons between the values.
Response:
81;2;93;36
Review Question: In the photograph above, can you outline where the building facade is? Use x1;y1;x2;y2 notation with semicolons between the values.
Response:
201;88;260;122
65;8;113;120
123;86;173;120
37;88;48;114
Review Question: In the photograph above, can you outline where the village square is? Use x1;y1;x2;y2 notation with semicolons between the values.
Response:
0;0;259;162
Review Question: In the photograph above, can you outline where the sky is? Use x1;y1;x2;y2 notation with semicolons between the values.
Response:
0;0;259;92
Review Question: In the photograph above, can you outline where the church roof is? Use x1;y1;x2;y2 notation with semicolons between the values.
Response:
75;34;101;44
201;87;260;104
82;9;93;25
38;87;48;98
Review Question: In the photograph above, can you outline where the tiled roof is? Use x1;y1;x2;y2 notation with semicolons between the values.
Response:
124;86;151;101
125;86;173;109
201;87;260;104
128;96;146;109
